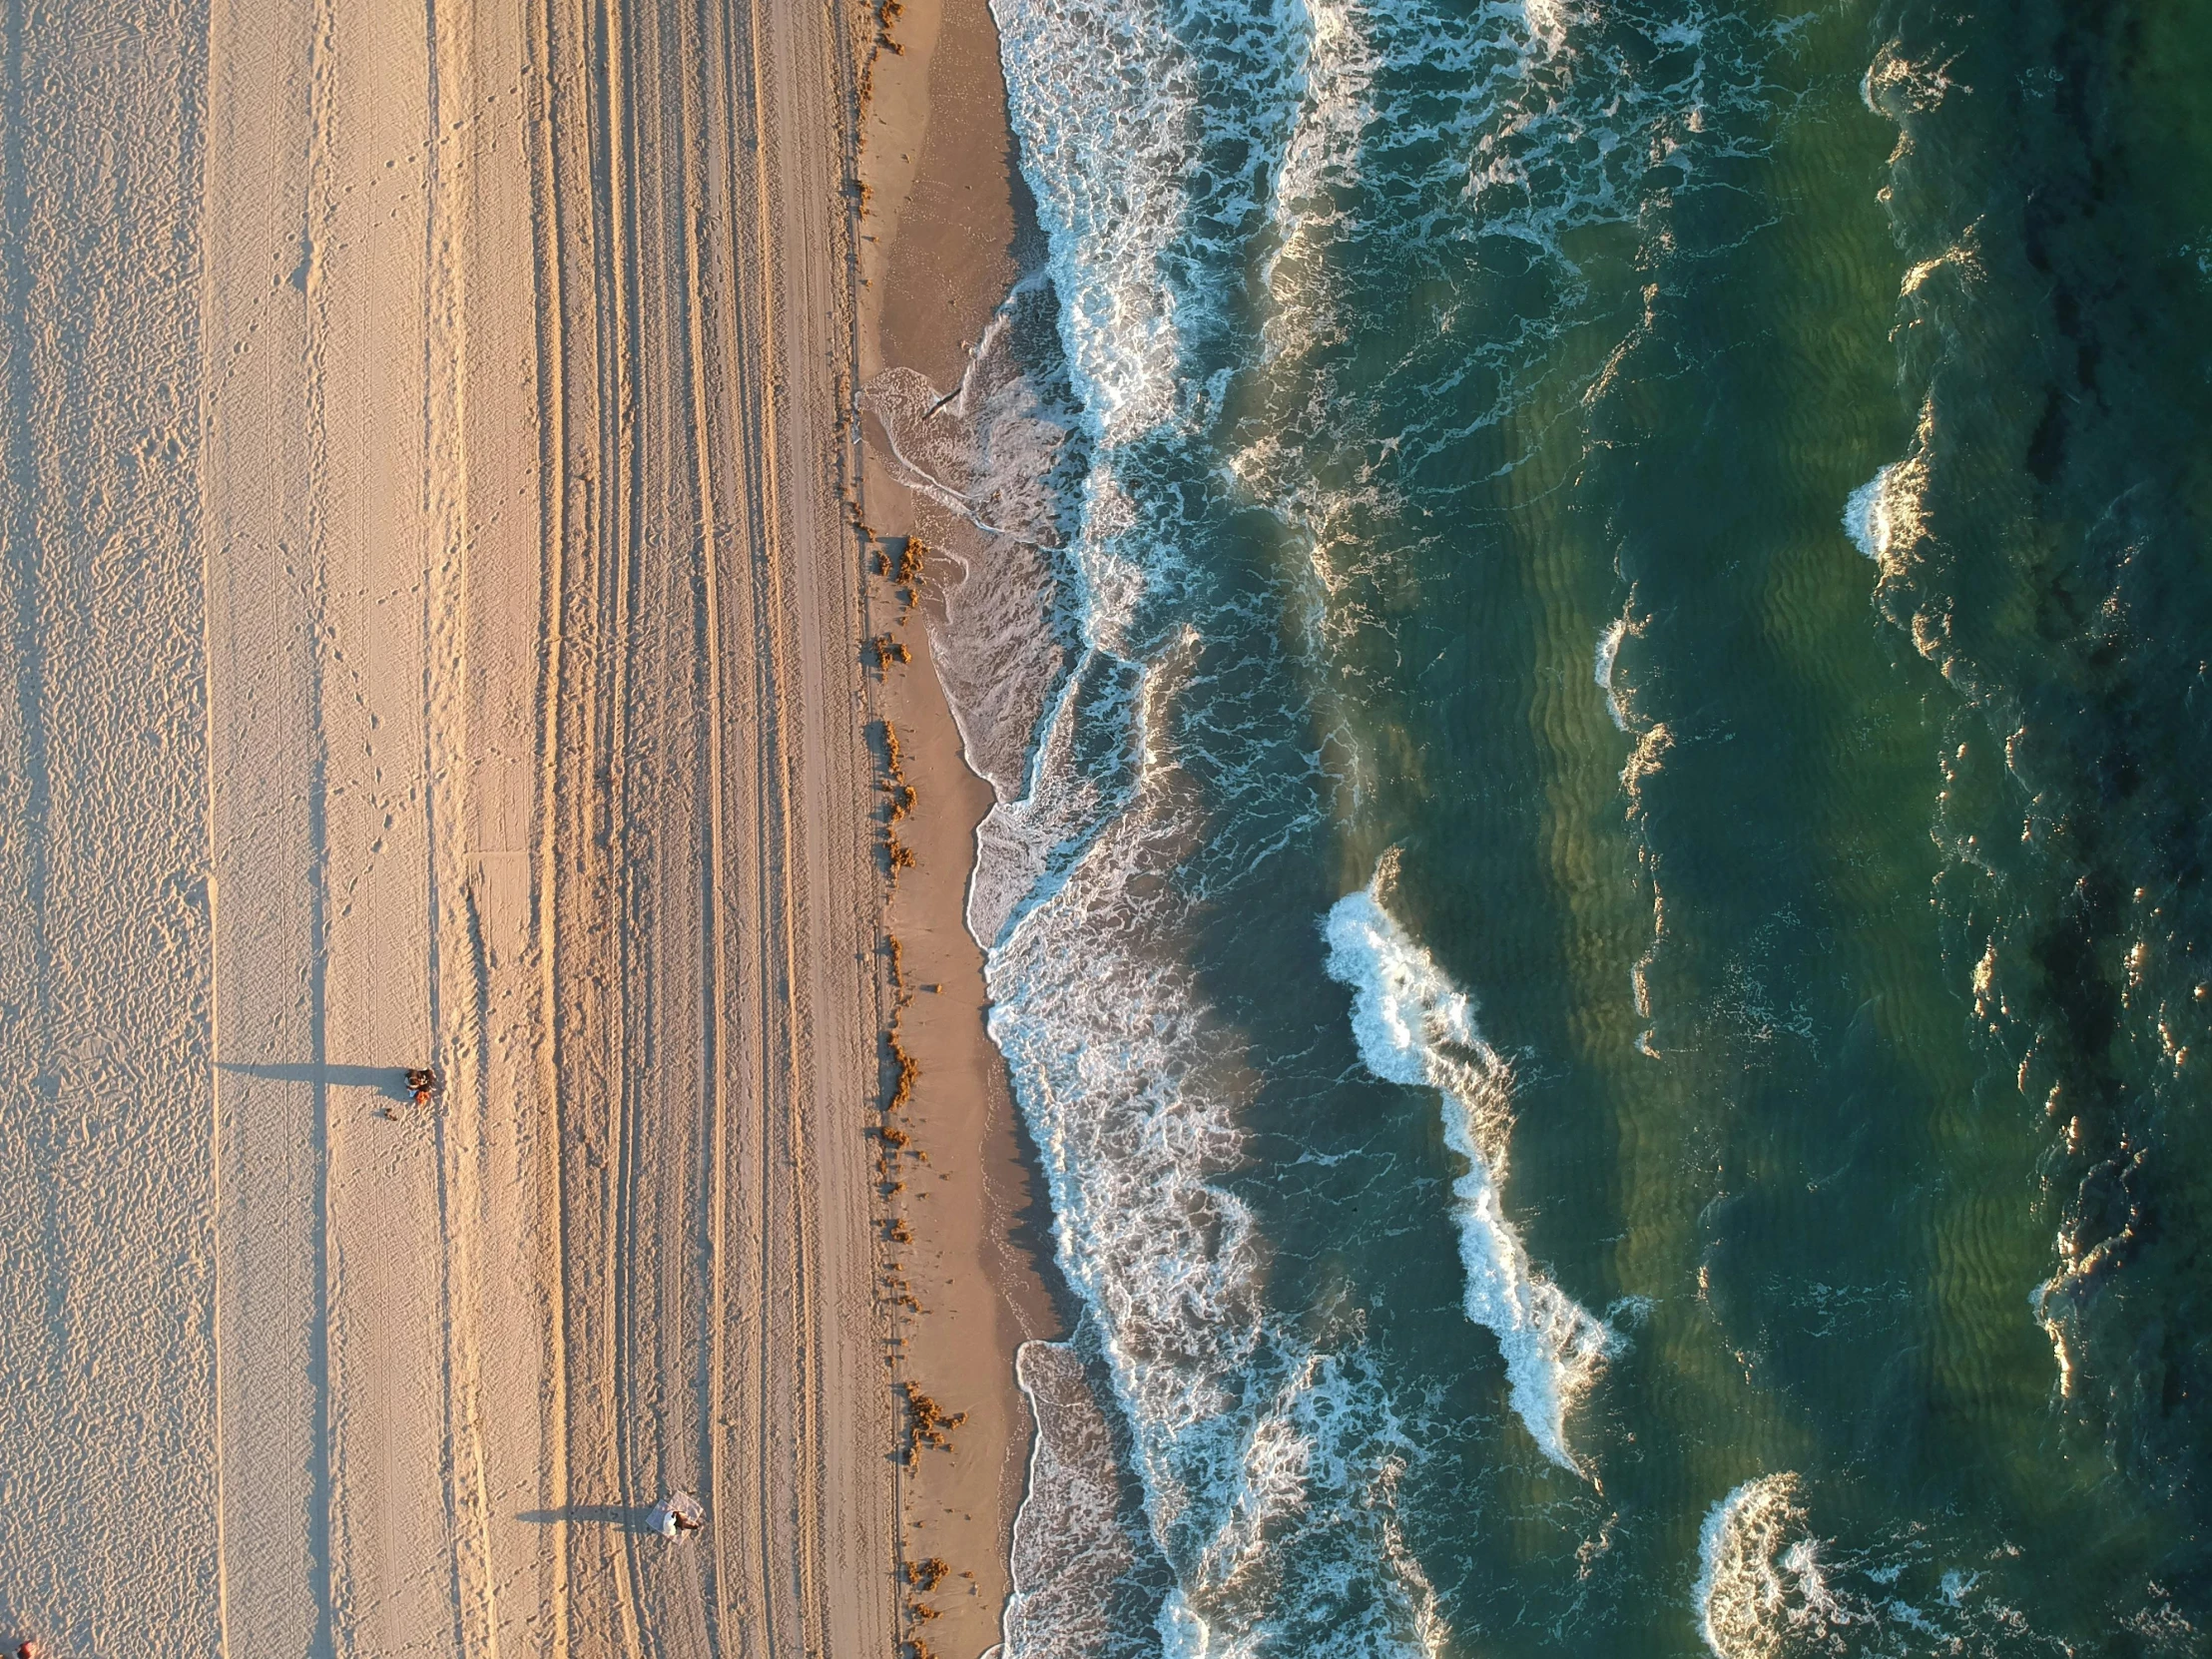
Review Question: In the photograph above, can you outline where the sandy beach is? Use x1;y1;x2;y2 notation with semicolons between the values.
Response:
0;0;904;1653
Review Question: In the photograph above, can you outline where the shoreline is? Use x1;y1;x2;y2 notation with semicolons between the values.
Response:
854;2;1071;1652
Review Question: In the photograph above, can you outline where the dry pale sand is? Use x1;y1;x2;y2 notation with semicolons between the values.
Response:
0;1;895;1655
853;3;1069;1655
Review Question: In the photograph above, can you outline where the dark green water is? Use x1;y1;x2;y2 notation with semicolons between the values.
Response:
963;1;2212;1652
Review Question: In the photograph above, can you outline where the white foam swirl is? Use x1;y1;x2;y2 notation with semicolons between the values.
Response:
991;0;1198;443
977;0;1792;1644
999;1341;1145;1658
991;681;1444;1656
1696;1475;1824;1659
1594;614;1630;731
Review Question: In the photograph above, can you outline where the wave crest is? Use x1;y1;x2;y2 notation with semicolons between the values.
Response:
1323;868;1613;1471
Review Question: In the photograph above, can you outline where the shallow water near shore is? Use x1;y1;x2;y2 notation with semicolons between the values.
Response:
912;0;2212;1652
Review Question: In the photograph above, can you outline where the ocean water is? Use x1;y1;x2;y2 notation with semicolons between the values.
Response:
907;0;2212;1651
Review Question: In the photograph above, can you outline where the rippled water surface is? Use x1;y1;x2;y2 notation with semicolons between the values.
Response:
914;1;2212;1651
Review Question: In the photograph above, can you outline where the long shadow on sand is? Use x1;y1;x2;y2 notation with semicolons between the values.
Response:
219;1061;416;1101
516;1505;646;1530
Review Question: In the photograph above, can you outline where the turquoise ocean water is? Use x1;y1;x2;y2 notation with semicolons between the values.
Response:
906;2;2212;1651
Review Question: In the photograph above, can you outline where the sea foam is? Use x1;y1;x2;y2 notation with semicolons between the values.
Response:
1691;1475;2073;1659
999;1340;1156;1659
1695;1474;1826;1659
1323;873;1613;1471
1595;614;1631;731
1842;466;1899;561
1843;400;1935;572
978;0;1785;1642
989;688;1446;1657
976;17;1346;1648
862;278;1087;818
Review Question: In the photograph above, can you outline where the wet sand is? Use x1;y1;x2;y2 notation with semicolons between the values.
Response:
855;0;1070;1653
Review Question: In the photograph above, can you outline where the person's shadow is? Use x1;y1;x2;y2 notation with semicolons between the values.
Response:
516;1504;651;1531
219;1062;416;1103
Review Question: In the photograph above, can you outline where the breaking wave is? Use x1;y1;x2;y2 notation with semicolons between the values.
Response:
1323;866;1613;1471
1693;1474;2074;1659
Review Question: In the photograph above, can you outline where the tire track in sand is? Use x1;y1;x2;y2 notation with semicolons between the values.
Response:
574;0;889;1654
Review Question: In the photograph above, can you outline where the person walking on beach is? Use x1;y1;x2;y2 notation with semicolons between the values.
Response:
647;1490;706;1537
